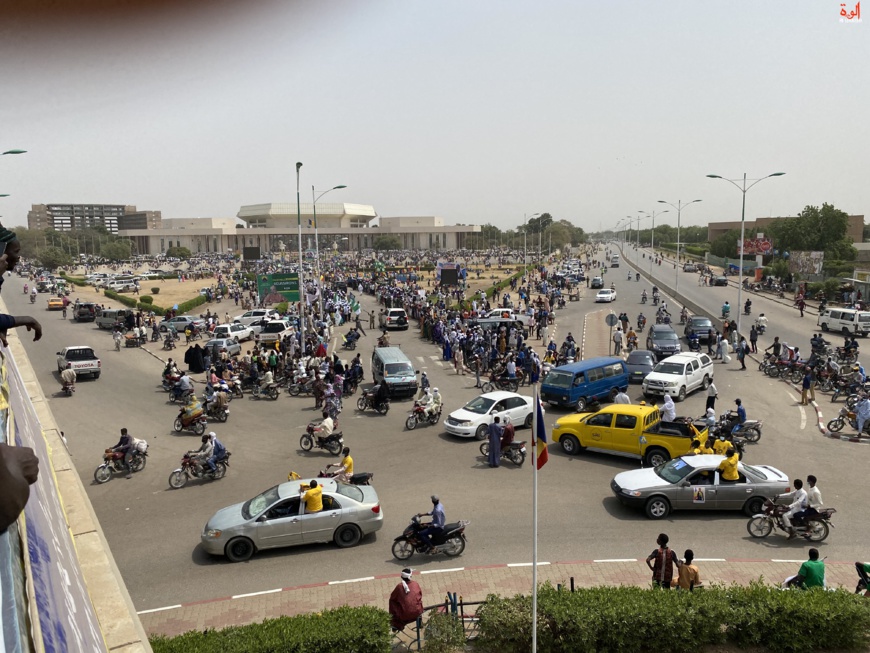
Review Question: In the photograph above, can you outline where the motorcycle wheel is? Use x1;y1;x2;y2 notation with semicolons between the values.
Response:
326;440;343;456
766;366;780;378
509;380;519;392
300;435;314;451
479;442;489;456
169;393;178;403
442;536;466;557
377;403;389;415
847;395;859;410
746;516;773;538
391;538;415;561
820;379;833;393
511;449;526;467
130;454;146;472
743;428;761;443
790;370;804;384
405;416;418;430
827;418;844;432
168;470;188;489
93;465;112;484
480;382;494;393
173;418;183;432
216;410;228;423
805;521;830;542
356;397;367;411
268;387;279;400
193;421;206;436
288;385;301;396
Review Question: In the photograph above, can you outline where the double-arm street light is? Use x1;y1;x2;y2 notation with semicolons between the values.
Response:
706;172;785;340
295;162;305;338
312;184;347;320
639;209;669;275
524;213;540;268
657;199;702;295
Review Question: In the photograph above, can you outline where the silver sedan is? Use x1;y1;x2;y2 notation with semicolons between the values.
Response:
610;455;790;520
200;479;384;562
206;337;242;358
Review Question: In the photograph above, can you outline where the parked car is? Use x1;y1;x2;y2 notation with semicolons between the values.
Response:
212;323;254;342
611;455;789;519
200;479;384;562
595;289;617;303
625;349;656;383
590;277;604;289
712;276;729;287
645;324;682;360
684;316;715;342
641;352;715;402
206;338;242;358
444;391;539;440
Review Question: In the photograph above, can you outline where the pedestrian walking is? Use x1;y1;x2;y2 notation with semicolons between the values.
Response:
487;417;503;468
737;337;748;370
714;332;723;360
646;533;680;589
798;298;806;317
389;568;424;632
749;325;758;354
369;310;375;330
706;328;715;355
705;380;718;411
355;313;367;337
613;327;623;355
801;369;816;405
453;347;465;375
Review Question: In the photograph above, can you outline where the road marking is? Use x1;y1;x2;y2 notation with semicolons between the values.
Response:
137;604;182;614
328;576;375;585
416;356;426;363
421;567;465;575
695;558;726;562
231;588;283;599
799;405;806;430
429;355;440;361
593;558;637;563
507;562;550;567
771;559;805;563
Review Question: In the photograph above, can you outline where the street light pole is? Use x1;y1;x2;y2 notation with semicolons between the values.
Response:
295;162;305;339
640;210;669;276
311;184;347;323
707;172;785;340
658;199;702;296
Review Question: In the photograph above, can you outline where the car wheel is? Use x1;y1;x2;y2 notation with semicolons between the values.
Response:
820;323;828;332
644;496;670;520
644;447;669;467
225;537;255;562
474;424;488;441
609;388;619;402
575;397;588;412
701;375;710;390
560;435;582;455
743;496;766;517
524;413;533;428
333;524;362;548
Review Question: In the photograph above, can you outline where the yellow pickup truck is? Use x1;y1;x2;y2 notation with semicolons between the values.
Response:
551;404;707;467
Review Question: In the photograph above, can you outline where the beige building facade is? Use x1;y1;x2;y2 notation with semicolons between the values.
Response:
707;215;864;243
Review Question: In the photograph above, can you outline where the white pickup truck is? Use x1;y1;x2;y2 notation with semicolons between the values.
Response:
484;308;532;326
257;320;293;345
56;346;102;379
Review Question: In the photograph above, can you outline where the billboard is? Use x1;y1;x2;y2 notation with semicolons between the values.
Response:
788;251;824;276
257;273;300;304
738;237;773;255
242;246;261;261
436;261;465;285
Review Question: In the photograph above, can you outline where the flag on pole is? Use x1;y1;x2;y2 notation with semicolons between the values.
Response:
350;299;360;313
535;399;548;470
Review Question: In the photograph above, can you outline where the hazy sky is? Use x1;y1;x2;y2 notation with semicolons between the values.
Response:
0;0;867;233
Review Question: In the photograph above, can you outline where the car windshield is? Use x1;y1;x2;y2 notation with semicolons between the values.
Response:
65;348;95;360
385;362;414;377
545;370;574;388
627;352;651;364
655;331;678;340
653;362;683;374
656;458;695;483
242;485;280;520
334;484;364;503
462;396;496;414
262;323;287;333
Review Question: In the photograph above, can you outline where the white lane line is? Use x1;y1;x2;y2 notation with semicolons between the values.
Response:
771;559;805;563
800;405;807;430
416;356;425;363
232;588;283;599
329;576;375;585
137;605;182;615
507;562;550;567
429;355;440;361
593;558;638;563
421;567;465;575
695;558;727;562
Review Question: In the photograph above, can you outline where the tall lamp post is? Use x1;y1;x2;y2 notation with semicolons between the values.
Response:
658;199;702;295
295;162;305;338
640;209;669;275
707;172;785;340
311;184;347;320
523;212;540;268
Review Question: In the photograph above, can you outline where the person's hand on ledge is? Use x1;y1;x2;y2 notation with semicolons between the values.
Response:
0;443;39;531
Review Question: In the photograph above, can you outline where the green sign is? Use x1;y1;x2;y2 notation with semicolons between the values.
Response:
257;273;300;304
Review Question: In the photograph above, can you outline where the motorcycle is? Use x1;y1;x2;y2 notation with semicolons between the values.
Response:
744;303;752;316
637;318;646;333
300;422;344;455
251;382;280;401
687;333;700;352
391;515;470;560
203;399;230;422
151;329;161;342
342;334;358;350
826;406;870;435
173;409;207;435
62;381;75;397
721;308;731;320
163;335;176;350
479;440;527;466
168;451;231;488
29;294;36;304
746;497;836;542
718;410;763;443
480;372;519;394
679;310;689;325
317;468;374;485
162;371;183;391
755;319;767;335
406;401;441;430
169;384;194;403
356;389;390;414
641;294;647;304
652;295;660;306
287;376;315;397
93;447;148;484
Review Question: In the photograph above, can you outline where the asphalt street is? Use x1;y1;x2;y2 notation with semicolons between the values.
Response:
5;266;868;612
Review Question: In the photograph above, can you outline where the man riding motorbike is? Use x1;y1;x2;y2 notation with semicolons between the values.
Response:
744;299;752;315
204;432;227;474
425;388;442;420
755;313;768;334
323;446;353;483
722;301;731;318
110;427;136;479
642;289;648;303
60;367;76;393
187;433;214;475
416;495;445;553
313;410;334;438
373;381;390;410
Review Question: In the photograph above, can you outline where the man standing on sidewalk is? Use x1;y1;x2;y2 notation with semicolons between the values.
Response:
705;380;718;412
749;325;758;354
389;568;424;632
646;533;680;589
613;327;624;355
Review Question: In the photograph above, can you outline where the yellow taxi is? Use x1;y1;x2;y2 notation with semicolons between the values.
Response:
47;297;65;311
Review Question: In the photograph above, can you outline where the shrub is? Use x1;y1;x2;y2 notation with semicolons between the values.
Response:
177;294;208;315
60;272;89;287
151;287;160;294
423;609;465;652
149;605;391;653
104;289;138;308
274;301;289;315
139;296;153;304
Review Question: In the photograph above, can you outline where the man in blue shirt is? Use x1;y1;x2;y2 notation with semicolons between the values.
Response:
732;398;747;434
417;495;445;553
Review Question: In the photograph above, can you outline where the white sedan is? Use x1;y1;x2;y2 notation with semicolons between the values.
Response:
443;391;542;440
595;289;617;302
212;322;254;342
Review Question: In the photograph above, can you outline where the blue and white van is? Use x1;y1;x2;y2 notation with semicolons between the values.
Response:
541;357;629;411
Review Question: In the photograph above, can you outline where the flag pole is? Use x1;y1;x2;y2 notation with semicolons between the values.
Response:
531;383;539;653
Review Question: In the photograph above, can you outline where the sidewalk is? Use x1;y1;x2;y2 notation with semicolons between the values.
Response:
139;559;864;637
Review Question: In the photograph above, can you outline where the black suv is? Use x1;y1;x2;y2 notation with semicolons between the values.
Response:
684;316;715;343
646;324;682;360
73;303;97;322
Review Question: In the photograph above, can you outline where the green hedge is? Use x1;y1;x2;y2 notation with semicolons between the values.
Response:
103;289;138;308
102;289;166;315
149;606;390;653
139;295;153;304
59;273;90;287
475;582;870;653
177;294;208;314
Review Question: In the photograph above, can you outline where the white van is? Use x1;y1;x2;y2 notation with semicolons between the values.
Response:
610;255;620;268
817;308;870;336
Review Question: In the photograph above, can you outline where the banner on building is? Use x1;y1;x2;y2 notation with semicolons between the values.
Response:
257;273;300;304
738;237;773;255
788;251;824;276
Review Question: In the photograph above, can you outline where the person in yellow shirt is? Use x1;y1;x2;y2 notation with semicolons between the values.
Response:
673;549;702;591
324;447;354;483
300;480;323;513
699;437;715;455
712;435;730;456
718;448;739;482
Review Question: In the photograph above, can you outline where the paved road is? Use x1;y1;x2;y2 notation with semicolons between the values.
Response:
5;271;868;613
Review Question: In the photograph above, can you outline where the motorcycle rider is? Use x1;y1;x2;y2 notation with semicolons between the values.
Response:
637;313;646;331
755;313;768;333
257;367;275;397
324;446;353;483
642;289;648;303
792;475;823;534
313;410;334;439
731;398;746;434
111;427;135;479
855;395;870;435
176;371;193;398
625;327;638;351
416;495;445;553
721;301;731;318
187;433;214;475
500;415;515;450
780;478;808;539
425;388;442;420
744;299;752;314
680;307;689;323
373;381;390;411
60;367;77;393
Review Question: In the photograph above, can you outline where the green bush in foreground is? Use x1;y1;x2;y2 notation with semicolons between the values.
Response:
139;295;153;304
149;605;391;653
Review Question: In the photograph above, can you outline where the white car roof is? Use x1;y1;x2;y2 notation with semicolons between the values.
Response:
475;391;529;401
